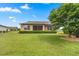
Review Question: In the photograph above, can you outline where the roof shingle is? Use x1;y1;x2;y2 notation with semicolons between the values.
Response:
20;21;51;25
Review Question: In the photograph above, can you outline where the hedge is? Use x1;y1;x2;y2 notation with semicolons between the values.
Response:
0;31;8;33
19;30;56;33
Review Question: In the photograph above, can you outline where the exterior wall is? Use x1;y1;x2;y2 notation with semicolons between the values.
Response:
7;29;10;31
21;24;52;31
43;25;45;31
21;25;28;31
44;25;47;31
21;24;33;31
20;25;23;30
30;25;33;31
44;25;52;31
0;26;8;31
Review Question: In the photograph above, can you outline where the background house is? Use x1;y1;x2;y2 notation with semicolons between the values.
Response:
20;21;52;31
0;25;18;33
8;27;18;31
0;25;10;32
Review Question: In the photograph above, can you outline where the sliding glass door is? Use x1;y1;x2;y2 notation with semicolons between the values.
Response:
33;25;43;30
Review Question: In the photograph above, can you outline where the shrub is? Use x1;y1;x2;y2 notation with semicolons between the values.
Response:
75;28;79;38
19;30;56;33
56;31;64;35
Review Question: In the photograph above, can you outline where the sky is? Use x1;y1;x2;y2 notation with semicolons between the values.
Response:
0;3;61;27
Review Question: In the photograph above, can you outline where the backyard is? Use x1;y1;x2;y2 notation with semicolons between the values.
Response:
0;32;79;56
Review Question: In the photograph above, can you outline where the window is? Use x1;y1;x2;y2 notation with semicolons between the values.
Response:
24;25;30;30
24;28;28;30
33;25;43;30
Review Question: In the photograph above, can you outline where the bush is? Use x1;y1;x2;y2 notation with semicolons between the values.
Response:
56;31;64;34
19;30;56;33
0;31;2;33
75;28;79;37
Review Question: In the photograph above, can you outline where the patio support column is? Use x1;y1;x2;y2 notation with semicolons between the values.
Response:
30;25;33;31
21;25;24;31
43;25;45;31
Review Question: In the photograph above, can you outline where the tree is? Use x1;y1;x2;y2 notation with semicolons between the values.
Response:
48;3;79;37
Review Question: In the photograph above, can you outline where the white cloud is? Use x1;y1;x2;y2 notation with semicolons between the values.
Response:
12;19;16;22
32;15;37;18
0;7;21;13
42;3;50;5
9;16;17;22
9;16;15;19
21;4;31;9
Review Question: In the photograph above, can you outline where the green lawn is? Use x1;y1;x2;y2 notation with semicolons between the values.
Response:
0;31;79;56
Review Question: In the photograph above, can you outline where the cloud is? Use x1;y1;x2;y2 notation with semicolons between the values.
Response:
12;19;16;22
42;3;50;5
32;15;37;18
21;4;31;9
9;16;15;19
9;16;16;22
0;7;21;13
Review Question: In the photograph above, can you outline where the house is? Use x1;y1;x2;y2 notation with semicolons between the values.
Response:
0;25;10;32
8;27;18;31
0;25;18;33
20;21;52;31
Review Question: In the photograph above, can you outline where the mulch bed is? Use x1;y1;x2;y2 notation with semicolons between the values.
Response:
61;35;79;42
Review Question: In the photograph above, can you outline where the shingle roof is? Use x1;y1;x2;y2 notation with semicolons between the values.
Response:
0;25;8;28
0;25;17;29
20;21;52;25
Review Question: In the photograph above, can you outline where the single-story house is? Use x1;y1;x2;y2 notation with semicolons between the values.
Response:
0;25;10;32
0;25;18;33
20;21;52;31
8;27;18;31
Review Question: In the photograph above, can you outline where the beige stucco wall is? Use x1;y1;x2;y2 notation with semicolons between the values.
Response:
45;26;49;31
21;24;51;31
43;25;45;31
20;25;24;30
30;25;33;31
21;25;33;31
44;25;51;31
43;25;48;31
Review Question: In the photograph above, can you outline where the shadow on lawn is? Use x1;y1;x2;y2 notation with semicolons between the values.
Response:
39;35;69;46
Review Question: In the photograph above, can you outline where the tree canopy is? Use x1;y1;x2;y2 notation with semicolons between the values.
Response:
48;3;79;37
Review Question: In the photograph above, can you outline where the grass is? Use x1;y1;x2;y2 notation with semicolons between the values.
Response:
0;31;79;56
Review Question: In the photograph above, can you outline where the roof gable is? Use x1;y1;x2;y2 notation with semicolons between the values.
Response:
0;25;8;28
20;21;51;25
